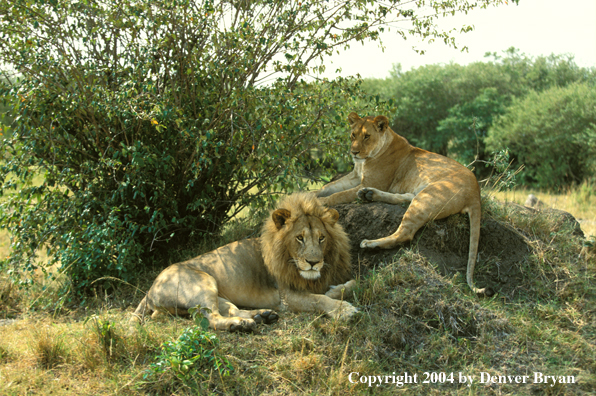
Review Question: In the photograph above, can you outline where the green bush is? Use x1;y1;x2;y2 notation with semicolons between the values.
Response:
363;48;595;162
0;0;512;295
486;82;596;189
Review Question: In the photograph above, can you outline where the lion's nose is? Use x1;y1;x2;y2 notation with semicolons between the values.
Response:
306;259;319;266
351;150;360;155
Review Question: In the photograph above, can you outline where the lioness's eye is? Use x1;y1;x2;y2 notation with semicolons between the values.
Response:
350;133;355;140
364;134;370;140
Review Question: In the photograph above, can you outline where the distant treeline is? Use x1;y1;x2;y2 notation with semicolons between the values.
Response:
361;48;596;189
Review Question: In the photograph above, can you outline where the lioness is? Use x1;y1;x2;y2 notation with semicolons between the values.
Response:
318;112;487;295
130;193;358;332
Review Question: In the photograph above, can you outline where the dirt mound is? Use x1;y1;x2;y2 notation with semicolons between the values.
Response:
333;201;579;297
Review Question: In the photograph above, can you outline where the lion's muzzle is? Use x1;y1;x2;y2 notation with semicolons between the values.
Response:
294;257;324;280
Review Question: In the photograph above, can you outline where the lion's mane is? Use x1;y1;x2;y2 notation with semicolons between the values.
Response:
260;193;352;294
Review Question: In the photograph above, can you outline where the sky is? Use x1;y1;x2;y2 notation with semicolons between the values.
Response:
319;0;596;80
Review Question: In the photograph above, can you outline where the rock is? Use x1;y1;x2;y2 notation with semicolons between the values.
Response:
333;201;537;297
524;194;543;208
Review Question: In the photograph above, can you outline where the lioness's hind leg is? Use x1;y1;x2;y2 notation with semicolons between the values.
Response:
358;187;415;204
217;298;279;325
361;183;458;249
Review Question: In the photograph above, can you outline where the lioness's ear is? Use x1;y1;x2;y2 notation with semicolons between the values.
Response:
373;115;389;132
348;112;361;126
272;209;291;230
325;208;340;226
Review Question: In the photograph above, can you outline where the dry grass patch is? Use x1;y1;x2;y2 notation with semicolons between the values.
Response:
491;181;596;238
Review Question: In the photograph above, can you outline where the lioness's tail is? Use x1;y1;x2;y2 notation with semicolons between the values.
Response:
465;203;486;295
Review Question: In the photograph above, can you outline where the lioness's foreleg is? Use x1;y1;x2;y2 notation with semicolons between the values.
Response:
217;298;279;325
357;187;415;204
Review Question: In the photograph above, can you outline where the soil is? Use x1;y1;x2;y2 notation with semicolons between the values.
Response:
333;201;582;297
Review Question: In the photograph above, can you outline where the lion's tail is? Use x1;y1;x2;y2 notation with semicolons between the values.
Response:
465;203;486;295
129;296;152;328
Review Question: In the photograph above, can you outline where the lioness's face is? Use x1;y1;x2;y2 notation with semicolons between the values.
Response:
288;216;330;280
348;112;389;162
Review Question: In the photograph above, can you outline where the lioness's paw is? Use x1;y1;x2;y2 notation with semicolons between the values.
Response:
360;239;378;249
253;310;279;325
331;302;359;321
229;319;256;332
357;188;376;202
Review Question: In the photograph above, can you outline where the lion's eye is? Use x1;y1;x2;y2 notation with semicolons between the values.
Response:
364;134;370;140
319;236;325;243
350;133;355;140
296;235;304;242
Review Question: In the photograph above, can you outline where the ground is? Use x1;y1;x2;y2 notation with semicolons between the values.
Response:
334;200;583;298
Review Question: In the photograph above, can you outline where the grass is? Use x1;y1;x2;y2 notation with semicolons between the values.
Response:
490;180;596;238
0;186;595;395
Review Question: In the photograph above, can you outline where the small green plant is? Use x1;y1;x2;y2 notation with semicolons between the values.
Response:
483;148;523;192
85;315;121;362
145;308;232;385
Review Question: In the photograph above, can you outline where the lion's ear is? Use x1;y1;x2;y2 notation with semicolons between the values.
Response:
348;112;361;126
373;115;389;132
272;209;291;230
325;208;340;226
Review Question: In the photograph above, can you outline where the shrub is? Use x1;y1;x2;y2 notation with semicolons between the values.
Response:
0;0;511;295
486;82;596;189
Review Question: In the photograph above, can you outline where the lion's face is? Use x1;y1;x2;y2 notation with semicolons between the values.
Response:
262;193;352;293
348;112;390;162
272;206;335;281
286;215;330;280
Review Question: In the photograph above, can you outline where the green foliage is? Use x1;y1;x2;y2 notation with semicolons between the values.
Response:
363;48;596;175
437;87;507;170
0;0;514;295
145;310;232;385
86;315;122;361
486;82;596;189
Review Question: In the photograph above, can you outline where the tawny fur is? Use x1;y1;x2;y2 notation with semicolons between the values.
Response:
261;193;352;294
129;193;357;333
317;112;487;295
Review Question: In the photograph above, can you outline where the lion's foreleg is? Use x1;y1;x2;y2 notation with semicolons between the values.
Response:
325;279;357;300
283;289;358;321
217;298;279;325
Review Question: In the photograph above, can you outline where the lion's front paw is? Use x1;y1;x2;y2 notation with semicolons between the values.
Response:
357;187;376;202
229;318;257;332
331;302;358;321
253;310;279;325
326;280;356;300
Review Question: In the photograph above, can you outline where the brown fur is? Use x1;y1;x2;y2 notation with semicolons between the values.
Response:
262;193;352;294
129;193;357;333
318;112;487;295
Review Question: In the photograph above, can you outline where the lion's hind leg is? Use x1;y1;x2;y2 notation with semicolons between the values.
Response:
176;271;259;332
218;298;279;325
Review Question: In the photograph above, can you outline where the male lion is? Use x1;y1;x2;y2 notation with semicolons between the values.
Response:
318;112;488;295
129;193;358;332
